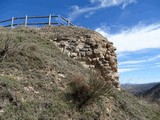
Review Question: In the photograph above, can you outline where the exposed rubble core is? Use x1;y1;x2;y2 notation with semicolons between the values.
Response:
40;26;120;89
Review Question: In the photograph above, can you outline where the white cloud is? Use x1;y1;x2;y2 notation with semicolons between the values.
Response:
85;11;95;18
96;23;160;52
152;63;160;68
119;59;146;65
117;54;160;73
68;0;136;20
95;23;160;73
153;65;160;68
119;54;160;65
90;0;136;8
119;68;139;73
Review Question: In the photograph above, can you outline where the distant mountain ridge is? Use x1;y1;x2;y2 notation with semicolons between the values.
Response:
121;82;160;95
140;83;160;102
122;82;160;103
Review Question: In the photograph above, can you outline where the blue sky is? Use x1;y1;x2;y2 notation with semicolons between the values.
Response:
0;0;160;84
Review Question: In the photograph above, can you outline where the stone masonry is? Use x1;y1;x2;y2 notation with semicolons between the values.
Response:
40;26;120;89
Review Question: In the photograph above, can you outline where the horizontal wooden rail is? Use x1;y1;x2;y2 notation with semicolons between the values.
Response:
0;19;12;23
0;15;73;28
16;17;25;19
29;15;58;19
61;16;74;26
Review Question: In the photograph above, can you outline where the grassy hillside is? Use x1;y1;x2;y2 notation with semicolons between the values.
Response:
0;26;160;120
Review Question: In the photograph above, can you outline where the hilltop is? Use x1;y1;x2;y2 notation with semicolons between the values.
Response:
0;26;160;120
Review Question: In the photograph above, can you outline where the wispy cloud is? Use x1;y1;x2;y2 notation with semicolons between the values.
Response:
119;54;160;65
95;23;160;73
153;65;160;68
85;11;95;18
90;0;136;8
68;0;136;20
152;63;160;68
118;54;160;73
119;67;140;73
96;23;160;52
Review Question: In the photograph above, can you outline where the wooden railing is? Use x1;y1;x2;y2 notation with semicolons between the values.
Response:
0;15;74;28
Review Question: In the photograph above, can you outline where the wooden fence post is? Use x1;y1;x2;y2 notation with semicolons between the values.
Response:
11;17;14;28
25;15;28;27
49;14;51;25
68;20;70;26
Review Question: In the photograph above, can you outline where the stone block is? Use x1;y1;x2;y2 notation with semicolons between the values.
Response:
89;65;95;68
78;43;85;49
82;48;89;51
59;41;66;47
109;57;115;64
86;51;93;56
70;52;78;58
94;49;101;55
84;44;90;48
80;52;86;57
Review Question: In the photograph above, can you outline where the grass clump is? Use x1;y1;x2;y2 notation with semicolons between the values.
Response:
67;72;111;109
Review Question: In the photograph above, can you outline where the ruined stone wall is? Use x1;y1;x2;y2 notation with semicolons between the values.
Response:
40;26;120;89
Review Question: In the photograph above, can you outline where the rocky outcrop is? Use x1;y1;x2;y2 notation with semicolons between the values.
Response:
40;26;120;89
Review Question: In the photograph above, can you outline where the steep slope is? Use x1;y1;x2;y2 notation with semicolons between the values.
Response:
140;83;160;102
0;26;159;120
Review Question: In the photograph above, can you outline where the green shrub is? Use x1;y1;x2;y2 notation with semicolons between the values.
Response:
0;37;19;62
67;73;111;109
